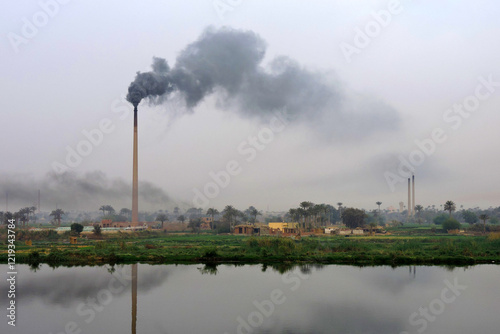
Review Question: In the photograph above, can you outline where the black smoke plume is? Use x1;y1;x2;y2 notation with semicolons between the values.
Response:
0;171;175;212
126;26;399;139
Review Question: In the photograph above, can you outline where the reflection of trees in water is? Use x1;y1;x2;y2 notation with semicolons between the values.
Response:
197;263;218;275
29;263;41;272
268;263;296;274
442;264;471;272
196;263;322;275
260;263;324;275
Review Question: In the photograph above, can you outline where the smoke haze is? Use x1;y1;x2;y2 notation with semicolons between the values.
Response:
0;171;174;212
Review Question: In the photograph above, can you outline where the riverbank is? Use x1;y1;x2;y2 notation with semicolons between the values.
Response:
2;231;500;267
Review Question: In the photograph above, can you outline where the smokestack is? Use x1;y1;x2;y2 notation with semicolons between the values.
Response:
132;104;139;224
412;175;415;217
407;178;411;218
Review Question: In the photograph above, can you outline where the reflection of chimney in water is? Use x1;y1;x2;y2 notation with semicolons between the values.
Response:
131;264;137;334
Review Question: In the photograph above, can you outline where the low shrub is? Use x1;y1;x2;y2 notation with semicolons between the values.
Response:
442;218;461;231
488;232;500;241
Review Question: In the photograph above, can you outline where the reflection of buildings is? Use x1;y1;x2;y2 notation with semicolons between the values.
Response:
132;264;137;334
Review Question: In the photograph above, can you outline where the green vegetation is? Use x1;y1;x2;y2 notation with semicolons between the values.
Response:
433;213;448;225
70;223;84;235
2;228;500;267
442;218;461;231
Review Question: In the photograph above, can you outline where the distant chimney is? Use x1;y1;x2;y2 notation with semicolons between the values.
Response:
408;178;411;217
412;175;415;217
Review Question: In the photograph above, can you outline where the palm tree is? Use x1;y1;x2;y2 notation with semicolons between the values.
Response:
288;208;301;223
120;208;132;221
369;222;377;235
50;209;65;226
156;213;168;228
297;207;307;229
444;201;456;217
206;208;219;229
19;207;31;227
319;204;330;226
479;214;489;234
324;204;336;225
414;205;424;224
337;202;343;220
300;201;314;229
105;205;115;216
99;205;106;216
2;212;13;225
376;201;382;214
222;205;239;232
310;205;320;228
245;206;261;224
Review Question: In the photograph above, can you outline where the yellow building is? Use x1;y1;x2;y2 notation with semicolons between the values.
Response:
268;222;299;231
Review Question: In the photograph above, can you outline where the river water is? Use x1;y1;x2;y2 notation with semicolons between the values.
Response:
1;263;498;334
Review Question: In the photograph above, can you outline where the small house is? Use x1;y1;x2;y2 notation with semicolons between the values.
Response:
234;225;254;235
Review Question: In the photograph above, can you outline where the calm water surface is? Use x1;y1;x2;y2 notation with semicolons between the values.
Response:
1;263;499;334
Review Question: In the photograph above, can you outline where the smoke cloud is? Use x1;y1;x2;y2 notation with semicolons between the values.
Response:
0;170;174;212
126;26;400;140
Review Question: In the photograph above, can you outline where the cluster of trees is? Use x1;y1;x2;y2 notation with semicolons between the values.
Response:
430;200;494;233
0;207;37;227
1;207;66;227
383;199;499;227
287;202;340;229
3;198;498;235
185;205;262;233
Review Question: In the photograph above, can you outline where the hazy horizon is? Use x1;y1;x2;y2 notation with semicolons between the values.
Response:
2;1;499;213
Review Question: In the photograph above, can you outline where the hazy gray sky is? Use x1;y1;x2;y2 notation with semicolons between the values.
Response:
1;0;499;212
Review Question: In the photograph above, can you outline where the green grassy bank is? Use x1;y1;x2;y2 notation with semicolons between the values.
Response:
2;230;500;267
